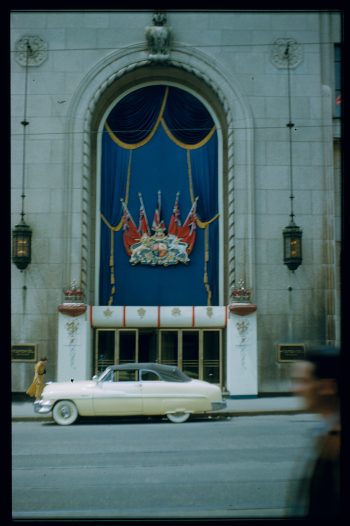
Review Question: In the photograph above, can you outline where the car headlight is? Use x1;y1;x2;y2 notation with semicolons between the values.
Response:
40;399;53;407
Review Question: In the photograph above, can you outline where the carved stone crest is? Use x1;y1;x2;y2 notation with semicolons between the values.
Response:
14;35;48;67
271;38;303;69
145;11;172;62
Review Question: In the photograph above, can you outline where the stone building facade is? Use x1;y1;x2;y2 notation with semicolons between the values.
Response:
11;10;342;394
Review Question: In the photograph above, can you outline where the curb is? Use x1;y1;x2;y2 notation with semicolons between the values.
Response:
12;409;306;422
12;417;53;422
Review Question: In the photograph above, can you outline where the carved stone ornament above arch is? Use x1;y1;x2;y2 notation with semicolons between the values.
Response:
270;38;303;69
15;35;48;67
62;44;255;304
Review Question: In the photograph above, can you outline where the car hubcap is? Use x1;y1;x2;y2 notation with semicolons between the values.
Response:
60;406;70;418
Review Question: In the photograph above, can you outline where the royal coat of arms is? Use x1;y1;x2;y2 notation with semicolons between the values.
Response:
121;191;198;266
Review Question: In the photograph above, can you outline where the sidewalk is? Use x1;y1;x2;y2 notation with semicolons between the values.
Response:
12;395;306;422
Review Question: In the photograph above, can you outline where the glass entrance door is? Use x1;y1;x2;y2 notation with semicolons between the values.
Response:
118;330;138;364
203;330;221;383
159;331;178;366
95;328;138;372
94;328;223;387
95;330;115;373
139;330;158;363
182;331;199;379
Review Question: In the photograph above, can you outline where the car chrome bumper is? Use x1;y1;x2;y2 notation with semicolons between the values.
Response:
34;400;53;414
211;400;227;411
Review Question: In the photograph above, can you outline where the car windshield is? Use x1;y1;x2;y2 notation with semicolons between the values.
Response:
96;368;113;382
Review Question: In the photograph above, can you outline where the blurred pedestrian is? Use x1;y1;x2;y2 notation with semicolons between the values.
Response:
26;356;48;401
286;345;341;518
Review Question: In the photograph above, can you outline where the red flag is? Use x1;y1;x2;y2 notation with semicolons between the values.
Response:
178;198;198;254
168;192;181;236
152;190;165;231
121;201;139;255
138;193;151;235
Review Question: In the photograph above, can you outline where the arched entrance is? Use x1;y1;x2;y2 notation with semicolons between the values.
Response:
63;47;255;304
93;77;224;385
59;46;257;393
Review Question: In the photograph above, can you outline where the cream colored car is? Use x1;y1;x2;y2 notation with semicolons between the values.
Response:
34;363;227;425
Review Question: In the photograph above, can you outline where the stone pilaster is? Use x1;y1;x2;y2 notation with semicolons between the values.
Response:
57;305;92;381
226;303;258;396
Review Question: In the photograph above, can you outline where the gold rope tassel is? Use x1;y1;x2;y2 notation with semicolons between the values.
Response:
186;149;195;203
186;149;215;306
108;229;115;306
114;150;133;231
204;227;212;306
102;150;133;305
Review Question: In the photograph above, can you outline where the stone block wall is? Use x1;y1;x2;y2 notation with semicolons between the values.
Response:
11;10;342;392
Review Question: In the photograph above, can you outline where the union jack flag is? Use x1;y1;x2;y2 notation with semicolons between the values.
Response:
152;190;165;231
168;192;182;236
138;193;151;235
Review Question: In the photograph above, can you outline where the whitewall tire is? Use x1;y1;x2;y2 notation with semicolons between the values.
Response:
52;400;79;425
166;412;191;423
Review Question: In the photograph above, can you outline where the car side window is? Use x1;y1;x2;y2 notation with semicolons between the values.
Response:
140;370;161;381
114;370;138;382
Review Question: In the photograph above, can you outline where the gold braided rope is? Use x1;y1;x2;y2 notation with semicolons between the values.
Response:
186;149;220;228
161;118;216;150
100;150;134;305
105;86;216;152
108;228;116;306
187;148;195;203
104;88;169;150
186;150;219;306
100;150;133;232
204;227;212;307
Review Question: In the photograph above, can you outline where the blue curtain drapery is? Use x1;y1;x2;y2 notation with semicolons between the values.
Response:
99;85;219;306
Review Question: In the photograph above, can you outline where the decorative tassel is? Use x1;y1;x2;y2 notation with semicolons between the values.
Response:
108;230;116;305
203;226;212;306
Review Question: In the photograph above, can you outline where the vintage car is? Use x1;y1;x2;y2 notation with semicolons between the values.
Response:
34;362;227;425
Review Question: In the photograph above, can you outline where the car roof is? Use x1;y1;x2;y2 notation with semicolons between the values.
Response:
111;363;178;373
107;363;191;382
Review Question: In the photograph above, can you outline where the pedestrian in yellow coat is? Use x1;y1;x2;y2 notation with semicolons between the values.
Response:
26;357;48;400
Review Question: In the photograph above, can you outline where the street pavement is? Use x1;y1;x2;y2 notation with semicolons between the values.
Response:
12;395;305;422
12;412;318;519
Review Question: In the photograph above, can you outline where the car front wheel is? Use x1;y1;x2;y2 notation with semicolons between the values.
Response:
52;400;78;425
166;412;190;423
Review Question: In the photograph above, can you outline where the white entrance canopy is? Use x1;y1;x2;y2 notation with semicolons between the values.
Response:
90;305;228;328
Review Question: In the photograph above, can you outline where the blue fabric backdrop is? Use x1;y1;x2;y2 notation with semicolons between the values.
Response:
99;85;219;306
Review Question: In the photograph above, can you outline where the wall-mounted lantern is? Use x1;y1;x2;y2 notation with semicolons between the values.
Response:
283;42;302;272
12;220;32;271
283;219;302;271
12;40;33;272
